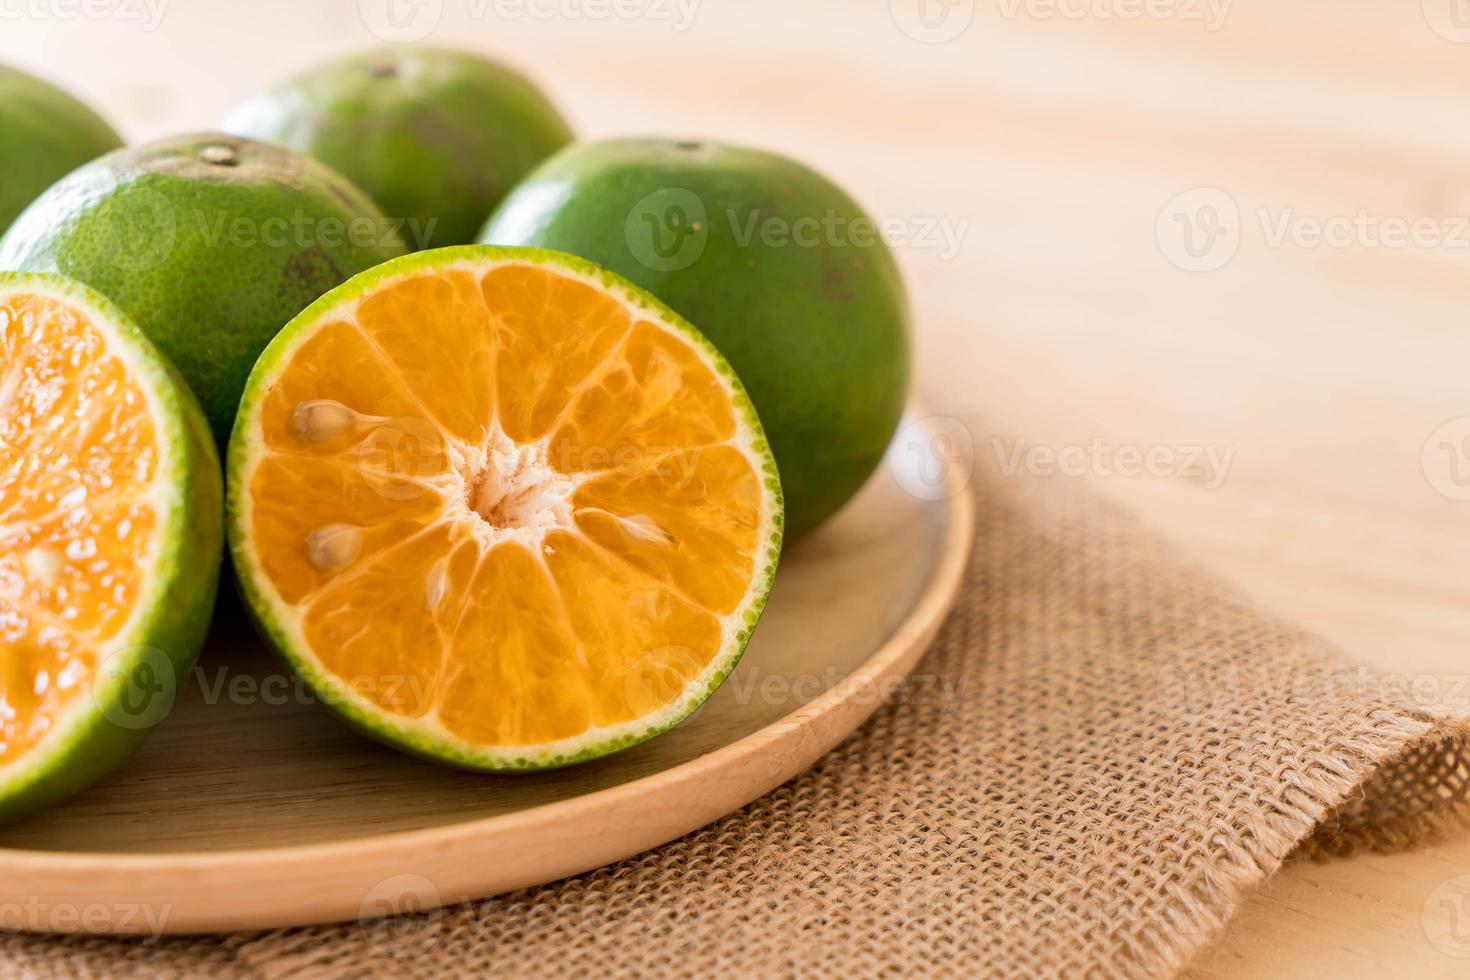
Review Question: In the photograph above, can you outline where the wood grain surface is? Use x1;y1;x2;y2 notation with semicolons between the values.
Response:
3;0;1469;972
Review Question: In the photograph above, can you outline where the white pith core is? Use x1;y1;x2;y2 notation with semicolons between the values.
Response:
299;420;587;572
457;425;577;546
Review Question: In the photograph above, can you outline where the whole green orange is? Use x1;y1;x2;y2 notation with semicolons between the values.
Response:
0;65;122;235
0;133;406;444
222;47;573;250
481;138;911;536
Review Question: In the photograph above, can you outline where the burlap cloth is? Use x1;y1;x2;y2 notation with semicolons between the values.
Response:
6;445;1469;978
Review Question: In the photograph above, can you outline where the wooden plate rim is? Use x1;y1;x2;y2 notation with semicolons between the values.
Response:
1;451;974;935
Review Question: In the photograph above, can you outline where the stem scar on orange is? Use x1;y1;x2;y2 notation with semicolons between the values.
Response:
227;246;783;771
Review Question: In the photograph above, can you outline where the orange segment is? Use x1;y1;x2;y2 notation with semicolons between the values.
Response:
0;630;89;769
483;263;632;443
302;523;473;719
572;446;762;614
0;291;158;765
542;532;723;729
355;269;495;445
547;321;737;473
246;454;445;606
436;541;590;745
234;250;781;768
258;320;429;458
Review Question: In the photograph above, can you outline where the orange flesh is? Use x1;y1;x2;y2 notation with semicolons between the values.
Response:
0;293;158;767
247;264;765;747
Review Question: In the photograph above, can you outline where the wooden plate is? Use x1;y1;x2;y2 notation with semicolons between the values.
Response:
0;415;973;935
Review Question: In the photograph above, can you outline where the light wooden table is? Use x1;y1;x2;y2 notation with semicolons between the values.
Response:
5;0;1470;974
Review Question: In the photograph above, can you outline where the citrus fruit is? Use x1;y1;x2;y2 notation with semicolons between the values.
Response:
0;272;222;823
222;47;574;251
0;65;123;236
0;133;407;446
480;138;911;537
227;246;782;771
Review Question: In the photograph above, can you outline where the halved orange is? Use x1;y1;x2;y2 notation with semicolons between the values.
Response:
227;247;782;770
0;273;221;822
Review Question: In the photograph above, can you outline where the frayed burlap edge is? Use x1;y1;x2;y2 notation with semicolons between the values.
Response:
1144;710;1470;979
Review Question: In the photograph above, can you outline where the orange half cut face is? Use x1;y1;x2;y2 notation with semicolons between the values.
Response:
0;273;221;822
228;247;782;771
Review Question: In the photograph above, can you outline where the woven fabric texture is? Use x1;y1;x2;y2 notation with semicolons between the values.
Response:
6;457;1469;979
